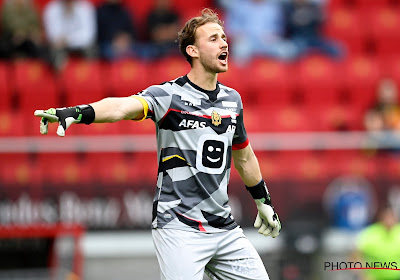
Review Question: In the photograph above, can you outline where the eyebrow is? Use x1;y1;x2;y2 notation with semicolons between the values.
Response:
209;33;227;39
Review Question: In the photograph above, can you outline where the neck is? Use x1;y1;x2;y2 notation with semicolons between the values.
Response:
187;67;218;91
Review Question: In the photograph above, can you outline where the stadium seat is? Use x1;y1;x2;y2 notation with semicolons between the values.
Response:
326;0;354;10
83;152;145;185
151;56;190;84
0;153;41;186
316;104;364;131
173;0;213;21
368;7;400;57
385;155;400;179
323;8;367;55
255;106;317;132
36;153;87;185
59;59;107;106
120;118;156;135
341;55;381;111
353;0;396;11
273;151;326;181
66;121;122;136
13;60;59;116
292;55;342;108
380;56;400;86
218;62;253;105
249;58;293;107
0;111;26;136
0;62;12;111
34;0;51;12
125;0;156;33
108;58;151;97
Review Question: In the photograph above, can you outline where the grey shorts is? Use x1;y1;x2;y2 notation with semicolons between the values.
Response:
152;227;270;280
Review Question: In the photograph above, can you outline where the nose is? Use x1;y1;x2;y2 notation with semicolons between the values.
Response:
220;39;228;49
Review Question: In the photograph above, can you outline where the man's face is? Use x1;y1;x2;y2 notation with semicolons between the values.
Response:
194;22;229;73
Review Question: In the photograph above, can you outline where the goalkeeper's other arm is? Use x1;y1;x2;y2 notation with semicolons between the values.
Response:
34;97;146;136
232;145;281;238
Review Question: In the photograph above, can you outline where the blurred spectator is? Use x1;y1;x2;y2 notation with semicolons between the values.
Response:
43;0;97;70
145;0;181;58
284;0;344;59
367;78;400;131
323;175;375;231
96;0;138;61
353;205;400;280
363;78;400;154
221;0;298;65
0;0;46;59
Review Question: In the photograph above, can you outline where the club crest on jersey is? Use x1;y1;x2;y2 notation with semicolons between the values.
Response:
211;110;222;126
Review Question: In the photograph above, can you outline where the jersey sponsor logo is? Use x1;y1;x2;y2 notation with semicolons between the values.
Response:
196;134;228;174
178;119;207;129
211;110;222;126
222;101;237;108
226;125;236;133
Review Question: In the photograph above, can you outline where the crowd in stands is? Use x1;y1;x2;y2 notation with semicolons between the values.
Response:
0;0;343;68
0;0;181;68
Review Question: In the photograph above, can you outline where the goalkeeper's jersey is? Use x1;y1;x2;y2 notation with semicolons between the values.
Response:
133;75;249;233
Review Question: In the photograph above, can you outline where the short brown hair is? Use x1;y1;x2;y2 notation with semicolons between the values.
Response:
177;8;224;65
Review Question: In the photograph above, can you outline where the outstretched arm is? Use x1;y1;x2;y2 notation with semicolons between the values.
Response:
34;96;146;136
233;144;281;238
90;97;145;122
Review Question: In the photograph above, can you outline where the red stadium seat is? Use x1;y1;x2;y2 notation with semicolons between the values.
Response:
353;0;395;11
172;0;214;21
368;7;400;57
254;106;318;132
59;59;107;106
218;62;253;105
323;8;367;55
313;104;364;131
34;0;51;12
36;153;89;185
326;0;355;10
249;58;293;107
13;60;59;115
120;119;156;135
66;122;122;136
293;55;342;108
385;155;400;179
0;153;41;186
0;62;12;111
151;56;190;84
108;58;151;97
125;0;156;30
83;152;145;185
0;110;27;136
380;56;400;86
341;55;381;111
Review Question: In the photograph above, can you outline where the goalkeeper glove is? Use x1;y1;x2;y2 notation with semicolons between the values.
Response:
34;105;95;136
246;180;281;238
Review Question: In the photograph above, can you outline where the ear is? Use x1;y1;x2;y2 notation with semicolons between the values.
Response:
186;45;199;59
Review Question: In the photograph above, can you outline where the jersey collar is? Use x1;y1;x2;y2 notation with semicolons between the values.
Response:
183;75;220;102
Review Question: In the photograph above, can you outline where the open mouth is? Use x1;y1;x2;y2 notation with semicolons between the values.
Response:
218;52;228;63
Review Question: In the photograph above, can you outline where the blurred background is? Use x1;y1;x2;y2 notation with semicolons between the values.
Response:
1;0;400;279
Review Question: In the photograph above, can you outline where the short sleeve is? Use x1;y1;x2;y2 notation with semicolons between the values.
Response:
232;97;249;150
131;84;173;123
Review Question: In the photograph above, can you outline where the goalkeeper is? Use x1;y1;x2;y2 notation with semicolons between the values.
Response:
35;9;281;280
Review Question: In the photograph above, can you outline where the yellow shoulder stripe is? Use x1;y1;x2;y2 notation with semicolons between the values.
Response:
131;96;149;121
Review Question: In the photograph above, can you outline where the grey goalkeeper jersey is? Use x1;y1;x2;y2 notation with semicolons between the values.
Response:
134;75;249;233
